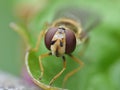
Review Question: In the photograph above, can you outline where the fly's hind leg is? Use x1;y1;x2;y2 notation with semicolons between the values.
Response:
62;54;84;88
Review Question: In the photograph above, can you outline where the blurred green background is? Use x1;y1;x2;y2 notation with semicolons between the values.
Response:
0;0;120;90
0;0;22;75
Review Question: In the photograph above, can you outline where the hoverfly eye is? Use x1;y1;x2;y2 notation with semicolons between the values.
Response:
65;29;76;54
44;27;58;50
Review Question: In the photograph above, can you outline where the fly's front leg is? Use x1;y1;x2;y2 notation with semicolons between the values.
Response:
62;54;84;87
32;22;49;52
39;52;52;80
31;30;46;52
49;56;66;86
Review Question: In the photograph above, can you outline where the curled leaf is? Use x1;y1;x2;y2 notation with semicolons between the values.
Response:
25;51;68;90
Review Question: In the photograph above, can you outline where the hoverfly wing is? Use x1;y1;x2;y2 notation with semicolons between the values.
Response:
54;7;101;33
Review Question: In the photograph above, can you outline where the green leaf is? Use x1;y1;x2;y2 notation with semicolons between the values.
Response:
25;51;68;90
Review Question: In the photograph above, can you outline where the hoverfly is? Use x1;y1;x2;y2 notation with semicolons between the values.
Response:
31;7;100;87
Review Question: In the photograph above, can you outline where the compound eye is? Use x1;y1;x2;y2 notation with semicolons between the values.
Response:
44;27;58;50
65;29;76;54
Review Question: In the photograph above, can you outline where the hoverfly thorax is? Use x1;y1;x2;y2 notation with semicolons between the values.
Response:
52;18;83;45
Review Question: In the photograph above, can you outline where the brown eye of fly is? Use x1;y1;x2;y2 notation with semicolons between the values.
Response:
44;27;58;50
65;29;76;54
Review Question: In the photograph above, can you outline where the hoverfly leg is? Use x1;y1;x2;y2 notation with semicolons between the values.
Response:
49;56;66;86
31;30;46;52
39;52;52;80
62;54;84;88
32;22;50;52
